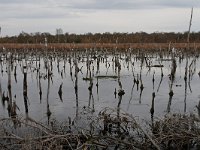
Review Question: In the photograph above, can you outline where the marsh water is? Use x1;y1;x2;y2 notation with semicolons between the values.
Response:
0;49;200;124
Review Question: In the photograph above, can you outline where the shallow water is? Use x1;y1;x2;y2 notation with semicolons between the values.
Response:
0;50;200;124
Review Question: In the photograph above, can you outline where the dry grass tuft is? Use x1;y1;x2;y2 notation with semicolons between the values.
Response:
0;110;200;149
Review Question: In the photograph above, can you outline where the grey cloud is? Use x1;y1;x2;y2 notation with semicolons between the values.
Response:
0;0;43;4
0;0;198;20
58;0;199;10
0;2;79;20
156;0;199;8
1;0;198;11
0;0;199;37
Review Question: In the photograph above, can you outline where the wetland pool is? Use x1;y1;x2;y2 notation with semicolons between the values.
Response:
0;49;200;125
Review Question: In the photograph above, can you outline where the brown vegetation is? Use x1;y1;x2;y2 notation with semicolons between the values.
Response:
0;42;200;51
1;32;200;44
0;109;200;150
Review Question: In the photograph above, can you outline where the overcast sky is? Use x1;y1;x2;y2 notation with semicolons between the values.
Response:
0;0;199;36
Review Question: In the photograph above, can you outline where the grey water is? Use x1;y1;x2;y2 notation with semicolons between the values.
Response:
0;50;200;124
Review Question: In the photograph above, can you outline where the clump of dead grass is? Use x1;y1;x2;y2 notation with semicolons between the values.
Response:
152;114;200;149
0;109;200;150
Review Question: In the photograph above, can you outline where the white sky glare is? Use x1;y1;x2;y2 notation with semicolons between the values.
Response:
0;0;200;36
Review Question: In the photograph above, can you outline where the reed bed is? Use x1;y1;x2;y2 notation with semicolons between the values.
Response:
0;43;200;51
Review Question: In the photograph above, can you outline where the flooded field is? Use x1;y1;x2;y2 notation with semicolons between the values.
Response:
0;48;200;125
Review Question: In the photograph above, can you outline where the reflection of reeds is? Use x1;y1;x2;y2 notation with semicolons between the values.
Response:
14;64;17;83
184;58;188;112
23;66;28;114
152;71;155;90
139;79;144;104
88;71;94;112
38;71;42;102
156;68;163;92
46;63;52;123
136;74;139;91
167;89;174;113
74;60;79;116
170;58;177;83
0;65;2;105
188;57;196;93
150;92;155;116
7;54;13;117
58;83;63;102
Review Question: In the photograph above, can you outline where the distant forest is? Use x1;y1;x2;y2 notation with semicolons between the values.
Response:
1;31;200;43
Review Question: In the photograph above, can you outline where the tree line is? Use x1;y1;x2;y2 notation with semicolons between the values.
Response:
1;31;200;44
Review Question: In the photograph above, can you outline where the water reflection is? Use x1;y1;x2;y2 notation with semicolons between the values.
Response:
23;65;28;114
0;49;199;123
